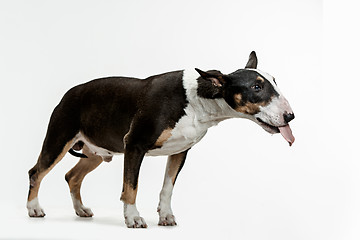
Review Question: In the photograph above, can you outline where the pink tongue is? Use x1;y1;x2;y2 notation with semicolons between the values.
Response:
278;124;295;146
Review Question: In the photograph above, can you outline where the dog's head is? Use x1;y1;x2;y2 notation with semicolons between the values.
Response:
195;51;295;146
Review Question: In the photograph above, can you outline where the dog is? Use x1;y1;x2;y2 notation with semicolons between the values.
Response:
27;51;295;228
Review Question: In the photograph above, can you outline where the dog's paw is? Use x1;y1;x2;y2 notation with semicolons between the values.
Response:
27;198;45;217
124;203;147;228
158;214;177;226
125;216;148;228
71;194;93;217
75;205;94;218
28;207;46;217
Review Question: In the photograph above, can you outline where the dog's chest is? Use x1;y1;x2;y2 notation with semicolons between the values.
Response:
146;106;213;156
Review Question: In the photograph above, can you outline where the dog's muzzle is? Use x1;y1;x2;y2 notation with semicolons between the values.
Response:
255;95;295;146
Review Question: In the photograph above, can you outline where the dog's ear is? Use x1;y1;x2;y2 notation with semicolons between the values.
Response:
245;51;258;69
195;68;226;87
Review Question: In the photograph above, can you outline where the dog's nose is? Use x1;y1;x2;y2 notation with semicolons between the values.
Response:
283;112;295;123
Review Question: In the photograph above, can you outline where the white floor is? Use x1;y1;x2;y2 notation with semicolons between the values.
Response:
3;206;183;240
2;205;246;240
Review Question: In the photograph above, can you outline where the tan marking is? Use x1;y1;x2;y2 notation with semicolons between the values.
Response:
167;152;186;184
235;102;262;115
234;93;242;105
120;182;138;205
234;93;266;115
65;145;103;202
28;140;74;201
256;76;265;82
154;128;173;147
123;132;130;146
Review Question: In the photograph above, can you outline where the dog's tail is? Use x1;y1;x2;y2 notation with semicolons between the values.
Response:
68;149;88;158
68;141;88;158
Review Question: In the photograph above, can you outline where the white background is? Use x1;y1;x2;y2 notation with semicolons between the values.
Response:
0;0;358;240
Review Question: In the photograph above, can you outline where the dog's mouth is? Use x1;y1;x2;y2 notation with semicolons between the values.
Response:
256;118;295;146
257;118;280;133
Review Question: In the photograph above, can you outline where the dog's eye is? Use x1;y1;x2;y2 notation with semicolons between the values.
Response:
251;84;262;92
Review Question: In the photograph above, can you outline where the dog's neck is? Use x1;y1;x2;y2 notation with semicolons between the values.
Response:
182;69;250;126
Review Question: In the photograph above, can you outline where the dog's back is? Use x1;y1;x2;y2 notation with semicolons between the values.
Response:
53;71;186;153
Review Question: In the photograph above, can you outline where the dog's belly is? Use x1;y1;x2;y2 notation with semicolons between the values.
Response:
75;133;117;158
76;123;208;159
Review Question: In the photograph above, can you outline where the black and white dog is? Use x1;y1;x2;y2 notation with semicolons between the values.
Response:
27;52;295;228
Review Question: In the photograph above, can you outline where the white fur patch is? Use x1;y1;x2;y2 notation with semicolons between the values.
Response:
158;174;174;216
71;193;93;217
124;203;139;218
124;203;147;228
157;158;178;226
255;95;293;126
27;197;45;217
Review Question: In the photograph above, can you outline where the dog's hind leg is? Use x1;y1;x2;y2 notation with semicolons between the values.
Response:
157;150;188;226
27;99;80;217
27;139;75;217
65;145;103;217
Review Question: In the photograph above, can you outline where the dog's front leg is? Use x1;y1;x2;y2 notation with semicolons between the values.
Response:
158;150;188;226
120;144;147;228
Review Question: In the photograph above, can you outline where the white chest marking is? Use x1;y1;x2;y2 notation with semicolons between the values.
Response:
146;105;209;156
147;69;247;156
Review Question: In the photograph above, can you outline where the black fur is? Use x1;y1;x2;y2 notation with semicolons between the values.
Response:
224;69;279;108
196;70;225;99
41;71;188;190
195;67;279;110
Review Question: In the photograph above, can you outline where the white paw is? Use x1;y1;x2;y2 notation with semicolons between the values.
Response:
158;214;177;226
125;216;148;228
71;194;93;217
157;205;177;226
75;205;93;217
27;197;45;217
124;203;147;228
